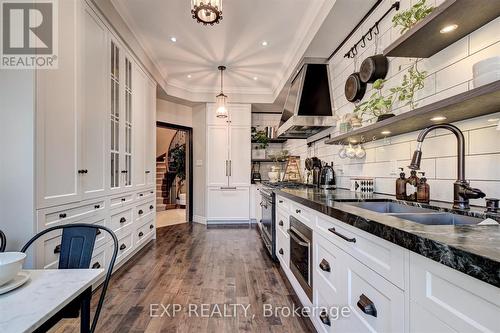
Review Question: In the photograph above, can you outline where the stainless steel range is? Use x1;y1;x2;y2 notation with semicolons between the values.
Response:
258;182;313;260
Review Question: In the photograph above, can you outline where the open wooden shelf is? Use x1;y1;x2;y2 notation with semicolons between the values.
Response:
251;138;287;144
325;80;500;145
251;159;286;163
384;0;500;58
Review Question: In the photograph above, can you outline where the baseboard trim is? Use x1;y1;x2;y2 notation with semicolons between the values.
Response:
193;215;206;225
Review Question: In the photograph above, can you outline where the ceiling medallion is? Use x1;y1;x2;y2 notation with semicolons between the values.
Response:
215;65;228;119
191;0;223;26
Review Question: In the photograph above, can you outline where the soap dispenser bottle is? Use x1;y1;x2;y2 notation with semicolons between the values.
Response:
406;170;419;201
417;172;430;203
396;168;407;200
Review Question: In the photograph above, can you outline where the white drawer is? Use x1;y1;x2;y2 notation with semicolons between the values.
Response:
136;189;155;201
39;199;105;229
109;208;133;233
290;201;313;224
338;253;405;333
409;252;500;332
276;211;289;235
314;233;345;304
135;200;155;221
90;246;106;270
314;279;348;333
276;196;290;212
275;226;289;269
116;231;133;261
110;193;134;210
316;215;406;289
135;218;155;246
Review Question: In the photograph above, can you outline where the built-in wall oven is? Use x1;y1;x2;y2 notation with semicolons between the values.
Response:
288;216;313;301
259;187;276;260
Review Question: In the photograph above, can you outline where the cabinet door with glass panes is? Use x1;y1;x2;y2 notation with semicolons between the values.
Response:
109;38;133;193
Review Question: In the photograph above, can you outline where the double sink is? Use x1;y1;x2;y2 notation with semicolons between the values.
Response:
347;201;485;226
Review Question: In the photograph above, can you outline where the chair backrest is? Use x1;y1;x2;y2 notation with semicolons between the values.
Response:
0;229;6;252
21;223;118;333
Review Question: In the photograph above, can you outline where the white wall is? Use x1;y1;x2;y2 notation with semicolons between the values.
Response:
283;0;500;207
157;99;193;127
192;104;206;221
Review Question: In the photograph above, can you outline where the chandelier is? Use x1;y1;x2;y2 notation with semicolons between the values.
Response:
191;0;223;26
215;66;228;118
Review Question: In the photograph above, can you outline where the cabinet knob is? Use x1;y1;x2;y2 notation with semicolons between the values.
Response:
138;232;144;237
54;244;61;254
278;220;284;227
121;198;126;202
149;224;154;229
278;200;284;203
120;244;126;251
150;205;154;210
120;217;126;223
319;259;331;272
139;193;143;197
357;294;377;317
145;170;151;174
138;210;144;215
319;310;331;326
94;204;100;209
279;248;284;255
295;209;301;214
59;213;67;219
92;262;101;269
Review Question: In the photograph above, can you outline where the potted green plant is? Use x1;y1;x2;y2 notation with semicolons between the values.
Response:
252;130;269;159
392;0;434;35
354;79;395;122
389;63;427;110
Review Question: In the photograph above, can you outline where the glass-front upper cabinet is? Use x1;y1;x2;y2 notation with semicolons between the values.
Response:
109;39;134;192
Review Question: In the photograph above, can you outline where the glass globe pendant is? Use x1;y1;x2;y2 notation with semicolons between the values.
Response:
191;0;223;26
215;66;228;119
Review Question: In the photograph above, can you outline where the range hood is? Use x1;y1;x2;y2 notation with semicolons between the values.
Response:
277;61;336;139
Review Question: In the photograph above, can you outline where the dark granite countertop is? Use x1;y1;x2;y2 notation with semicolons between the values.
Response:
276;188;500;288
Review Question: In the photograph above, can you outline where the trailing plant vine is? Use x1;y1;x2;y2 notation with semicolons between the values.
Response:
392;0;434;35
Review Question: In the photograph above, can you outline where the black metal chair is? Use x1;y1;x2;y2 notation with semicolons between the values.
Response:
0;229;6;252
21;223;118;333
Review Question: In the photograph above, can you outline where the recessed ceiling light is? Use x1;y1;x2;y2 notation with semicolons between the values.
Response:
440;24;458;34
381;130;391;135
253;76;258;81
187;74;192;79
170;36;177;42
431;116;447;121
487;118;500;122
261;40;268;47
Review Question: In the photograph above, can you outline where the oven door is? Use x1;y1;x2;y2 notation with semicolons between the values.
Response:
288;216;312;301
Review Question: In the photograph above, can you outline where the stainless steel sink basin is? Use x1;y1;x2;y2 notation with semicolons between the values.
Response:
346;201;484;226
348;201;435;214
390;213;483;226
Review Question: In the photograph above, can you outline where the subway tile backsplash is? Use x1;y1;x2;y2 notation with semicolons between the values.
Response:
279;0;500;207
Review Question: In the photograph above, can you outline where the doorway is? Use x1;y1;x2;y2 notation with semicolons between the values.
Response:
156;122;193;227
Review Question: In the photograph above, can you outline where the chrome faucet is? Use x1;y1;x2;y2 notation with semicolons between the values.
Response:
409;123;485;210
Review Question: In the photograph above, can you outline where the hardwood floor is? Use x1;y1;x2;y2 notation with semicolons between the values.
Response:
51;223;314;333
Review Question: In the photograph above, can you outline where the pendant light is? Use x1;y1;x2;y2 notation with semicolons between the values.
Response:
191;0;223;26
216;65;228;119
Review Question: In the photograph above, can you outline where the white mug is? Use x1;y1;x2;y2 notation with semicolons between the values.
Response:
346;144;356;159
355;144;366;159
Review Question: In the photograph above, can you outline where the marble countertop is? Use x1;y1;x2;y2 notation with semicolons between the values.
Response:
276;188;500;288
0;269;104;333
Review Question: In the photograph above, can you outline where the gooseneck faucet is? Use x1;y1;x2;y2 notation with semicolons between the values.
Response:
409;123;485;210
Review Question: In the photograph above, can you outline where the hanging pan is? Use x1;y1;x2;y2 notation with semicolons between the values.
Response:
359;54;389;83
345;72;367;103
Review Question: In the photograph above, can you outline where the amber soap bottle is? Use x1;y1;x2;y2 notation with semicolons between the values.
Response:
396;168;407;200
406;170;419;201
417;172;430;203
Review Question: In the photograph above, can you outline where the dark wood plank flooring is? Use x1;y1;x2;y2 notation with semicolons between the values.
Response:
51;223;314;333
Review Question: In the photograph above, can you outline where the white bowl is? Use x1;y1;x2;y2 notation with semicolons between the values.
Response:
473;72;500;88
0;252;26;286
473;57;500;76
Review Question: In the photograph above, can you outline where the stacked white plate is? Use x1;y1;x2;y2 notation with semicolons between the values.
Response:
472;56;500;88
0;252;30;294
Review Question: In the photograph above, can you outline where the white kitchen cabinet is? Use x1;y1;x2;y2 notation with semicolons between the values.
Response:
206;104;251;222
132;64;147;189
36;0;81;209
81;5;108;200
145;79;156;186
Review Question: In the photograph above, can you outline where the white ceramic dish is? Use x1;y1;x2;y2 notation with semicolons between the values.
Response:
473;56;500;76
0;252;26;286
473;72;500;88
0;271;30;294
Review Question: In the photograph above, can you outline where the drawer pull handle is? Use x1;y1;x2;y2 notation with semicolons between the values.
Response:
278;220;284;227
139;194;143;197
138;210;144;215
295;209;301;214
120;244;126;251
149;224;154;229
150;205;154;210
357;294;377;317
96;229;101;236
328;227;356;243
54;245;61;254
59;213;67;219
92;262;101;269
319;259;331;272
121;198;126;202
120;217;126;223
150;191;154;194
145;170;151;174
121;170;128;174
139;232;144;237
279;200;284;203
319;310;331;326
279;248;284;255
94;204;100;209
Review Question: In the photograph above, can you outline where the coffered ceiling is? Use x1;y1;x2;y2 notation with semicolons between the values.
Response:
111;0;336;103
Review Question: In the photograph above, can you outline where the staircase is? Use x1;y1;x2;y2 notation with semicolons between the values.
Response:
156;162;177;211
